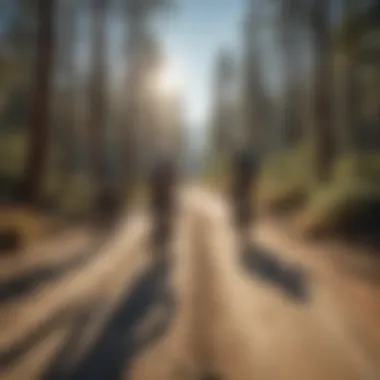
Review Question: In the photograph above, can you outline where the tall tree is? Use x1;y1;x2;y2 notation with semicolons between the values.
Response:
0;0;36;106
88;0;109;217
211;49;236;159
338;0;380;151
336;0;361;153
279;0;306;147
310;0;336;181
23;0;56;203
242;3;272;155
56;0;78;183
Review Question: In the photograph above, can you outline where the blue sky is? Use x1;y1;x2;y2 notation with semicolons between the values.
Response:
159;0;245;128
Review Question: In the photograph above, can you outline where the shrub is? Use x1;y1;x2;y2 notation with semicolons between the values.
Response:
298;179;380;242
257;143;313;213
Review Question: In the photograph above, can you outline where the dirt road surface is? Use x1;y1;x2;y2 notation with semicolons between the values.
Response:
1;188;380;380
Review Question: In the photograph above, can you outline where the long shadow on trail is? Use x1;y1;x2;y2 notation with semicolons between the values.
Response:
0;239;106;303
42;254;176;380
240;243;309;302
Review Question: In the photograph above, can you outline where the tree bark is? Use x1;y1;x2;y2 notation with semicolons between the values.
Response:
59;1;78;175
88;0;110;219
23;0;56;204
281;0;302;147
310;0;336;182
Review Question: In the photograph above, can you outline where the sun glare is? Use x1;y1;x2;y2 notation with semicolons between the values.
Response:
153;61;181;97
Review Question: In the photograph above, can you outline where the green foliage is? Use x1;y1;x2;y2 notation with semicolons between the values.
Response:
0;131;27;178
258;142;314;212
0;0;36;98
296;151;380;238
299;179;380;238
336;0;380;62
333;153;380;184
258;141;380;242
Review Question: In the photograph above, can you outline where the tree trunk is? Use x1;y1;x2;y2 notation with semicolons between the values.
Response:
310;0;336;182
23;0;56;204
59;1;78;177
281;0;302;147
344;60;360;152
89;0;109;219
242;13;270;155
122;15;146;201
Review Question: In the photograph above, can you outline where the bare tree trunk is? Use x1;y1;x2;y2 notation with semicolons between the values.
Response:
122;12;150;205
122;17;140;201
341;0;361;154
310;0;336;182
242;12;270;155
89;0;109;219
59;1;78;176
23;0;56;204
281;0;301;147
343;60;360;152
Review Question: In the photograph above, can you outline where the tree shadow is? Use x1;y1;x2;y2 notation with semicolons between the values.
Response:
240;243;309;302
0;239;105;303
0;304;86;369
42;254;176;380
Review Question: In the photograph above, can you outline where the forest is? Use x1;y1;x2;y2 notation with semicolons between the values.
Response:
0;0;379;249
